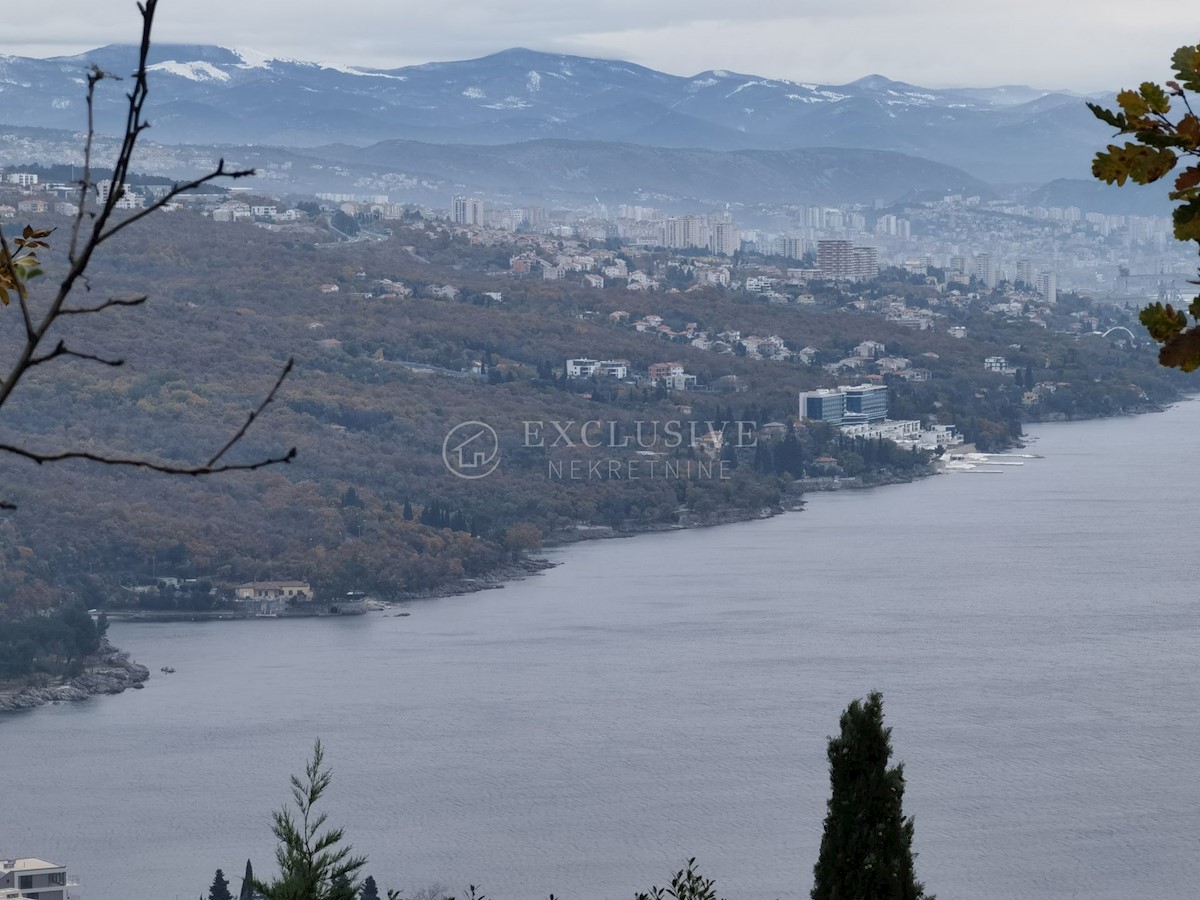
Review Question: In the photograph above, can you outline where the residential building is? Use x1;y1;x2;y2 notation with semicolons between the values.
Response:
709;220;739;256
648;362;685;383
5;173;38;188
974;253;997;289
663;215;707;250
817;241;878;281
451;196;484;226
1036;270;1057;304
566;359;629;379
0;857;76;900
235;581;312;601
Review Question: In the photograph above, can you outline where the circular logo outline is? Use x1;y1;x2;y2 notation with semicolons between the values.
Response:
442;420;501;479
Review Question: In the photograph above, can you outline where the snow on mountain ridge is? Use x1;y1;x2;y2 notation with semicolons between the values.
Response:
146;60;230;82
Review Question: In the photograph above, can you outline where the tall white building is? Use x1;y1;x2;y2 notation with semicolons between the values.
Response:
974;253;997;290
1015;258;1035;287
1036;271;1057;304
663;215;708;250
451;196;484;226
709;220;739;257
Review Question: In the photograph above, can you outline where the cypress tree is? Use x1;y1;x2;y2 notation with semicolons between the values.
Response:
359;876;381;900
811;692;930;900
238;861;256;900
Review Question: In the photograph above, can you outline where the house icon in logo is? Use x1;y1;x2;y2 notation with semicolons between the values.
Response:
443;421;501;478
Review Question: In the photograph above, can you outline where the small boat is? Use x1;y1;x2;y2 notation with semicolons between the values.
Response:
159;666;176;674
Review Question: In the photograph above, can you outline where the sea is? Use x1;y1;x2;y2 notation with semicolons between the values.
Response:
3;402;1199;900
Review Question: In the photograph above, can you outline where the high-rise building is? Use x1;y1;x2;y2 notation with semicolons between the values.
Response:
663;215;708;250
452;196;484;226
709;220;739;257
1015;258;1035;287
817;241;877;281
974;253;996;289
1036;271;1057;304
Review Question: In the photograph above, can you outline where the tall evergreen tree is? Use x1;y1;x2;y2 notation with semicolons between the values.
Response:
358;876;381;900
209;869;234;900
238;860;257;900
811;692;931;900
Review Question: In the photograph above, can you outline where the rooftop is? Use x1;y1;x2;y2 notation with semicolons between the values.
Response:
0;859;62;873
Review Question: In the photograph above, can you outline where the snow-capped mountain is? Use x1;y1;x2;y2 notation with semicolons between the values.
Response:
0;44;1106;183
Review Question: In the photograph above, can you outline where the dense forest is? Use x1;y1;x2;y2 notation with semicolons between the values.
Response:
0;208;1186;626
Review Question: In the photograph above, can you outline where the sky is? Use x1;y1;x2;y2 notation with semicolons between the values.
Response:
1;0;1198;91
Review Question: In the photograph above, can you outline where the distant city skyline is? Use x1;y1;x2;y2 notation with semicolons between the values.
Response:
0;1;1198;92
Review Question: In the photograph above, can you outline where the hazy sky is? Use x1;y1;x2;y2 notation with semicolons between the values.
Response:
2;0;1198;91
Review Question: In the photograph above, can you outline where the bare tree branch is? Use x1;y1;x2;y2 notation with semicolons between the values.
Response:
0;443;296;476
59;295;147;315
0;0;296;509
28;340;124;369
206;358;295;467
97;160;256;247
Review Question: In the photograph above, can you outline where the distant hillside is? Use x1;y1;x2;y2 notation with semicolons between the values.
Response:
1025;178;1174;217
314;140;993;206
0;44;1109;182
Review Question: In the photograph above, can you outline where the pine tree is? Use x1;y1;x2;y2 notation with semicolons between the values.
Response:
209;869;234;900
359;877;381;900
402;499;414;521
253;740;367;900
811;692;931;900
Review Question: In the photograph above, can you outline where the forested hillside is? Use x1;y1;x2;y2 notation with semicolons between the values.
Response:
0;209;1183;616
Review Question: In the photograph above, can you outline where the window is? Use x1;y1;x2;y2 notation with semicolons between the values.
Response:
18;876;32;889
49;874;66;886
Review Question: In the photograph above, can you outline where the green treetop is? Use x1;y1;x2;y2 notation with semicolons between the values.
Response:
811;692;931;900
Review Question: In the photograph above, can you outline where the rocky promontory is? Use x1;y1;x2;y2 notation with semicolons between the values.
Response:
0;640;150;713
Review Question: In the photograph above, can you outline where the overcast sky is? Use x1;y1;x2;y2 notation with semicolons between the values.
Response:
2;1;1198;91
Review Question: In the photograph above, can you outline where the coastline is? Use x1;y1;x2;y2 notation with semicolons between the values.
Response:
21;397;1183;711
0;639;150;714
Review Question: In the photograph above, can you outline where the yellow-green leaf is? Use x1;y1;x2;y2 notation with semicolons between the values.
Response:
1117;89;1149;117
1171;45;1200;93
1179;114;1200;149
1093;143;1177;186
1140;82;1171;114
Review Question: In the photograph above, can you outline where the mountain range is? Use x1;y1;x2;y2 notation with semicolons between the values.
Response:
0;44;1113;184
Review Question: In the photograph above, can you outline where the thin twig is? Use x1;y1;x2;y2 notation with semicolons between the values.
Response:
0;443;296;475
207;358;294;467
59;295;147;315
98;162;255;247
28;340;124;368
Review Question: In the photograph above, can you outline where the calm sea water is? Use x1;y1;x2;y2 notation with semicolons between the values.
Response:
3;404;1199;900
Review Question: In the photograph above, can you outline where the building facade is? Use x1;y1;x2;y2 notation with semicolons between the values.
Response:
0;858;76;900
451;196;484;226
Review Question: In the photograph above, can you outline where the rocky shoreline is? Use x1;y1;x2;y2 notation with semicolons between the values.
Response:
0;640;150;713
